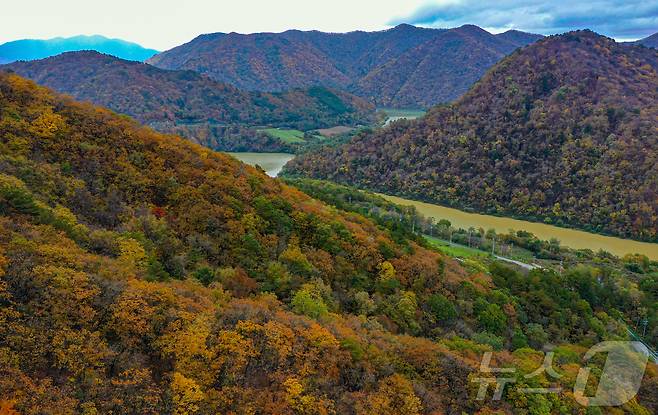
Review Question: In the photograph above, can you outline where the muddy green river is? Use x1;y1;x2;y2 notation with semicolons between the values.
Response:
380;194;658;260
227;152;658;260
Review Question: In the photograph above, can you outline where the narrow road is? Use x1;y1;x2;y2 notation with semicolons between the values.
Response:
493;255;542;270
426;235;542;270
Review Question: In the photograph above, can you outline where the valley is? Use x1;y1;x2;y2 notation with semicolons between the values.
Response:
13;72;658;414
287;31;658;243
2;52;376;153
381;194;658;260
228;152;658;259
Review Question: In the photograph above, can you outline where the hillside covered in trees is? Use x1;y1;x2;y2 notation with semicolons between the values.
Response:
636;33;658;49
285;31;658;242
0;73;656;413
353;25;542;108
147;24;541;108
3;51;375;151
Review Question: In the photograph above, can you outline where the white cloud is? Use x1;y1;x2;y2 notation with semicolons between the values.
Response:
391;0;658;40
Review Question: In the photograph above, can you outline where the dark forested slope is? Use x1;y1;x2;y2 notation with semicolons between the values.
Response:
637;32;658;48
285;31;658;241
353;25;535;107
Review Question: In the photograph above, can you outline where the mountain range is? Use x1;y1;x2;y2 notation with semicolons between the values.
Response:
0;34;158;63
284;31;658;242
2;51;375;151
148;24;543;107
1;17;658;413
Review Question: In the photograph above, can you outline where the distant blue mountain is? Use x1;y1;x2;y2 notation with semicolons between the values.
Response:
0;35;158;63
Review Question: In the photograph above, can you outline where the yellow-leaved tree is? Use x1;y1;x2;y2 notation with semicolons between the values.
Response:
171;372;204;415
357;374;422;415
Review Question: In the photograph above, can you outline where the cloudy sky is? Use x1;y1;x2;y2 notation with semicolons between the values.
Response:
2;0;656;50
390;0;658;41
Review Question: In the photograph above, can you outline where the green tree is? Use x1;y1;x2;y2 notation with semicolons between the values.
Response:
193;267;215;286
426;293;457;324
477;303;507;335
525;323;548;349
511;328;529;350
291;284;328;319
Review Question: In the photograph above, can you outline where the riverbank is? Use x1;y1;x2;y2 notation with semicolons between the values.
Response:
225;152;658;259
380;194;658;260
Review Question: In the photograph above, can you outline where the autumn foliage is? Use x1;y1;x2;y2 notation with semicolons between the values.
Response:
0;72;655;414
286;31;658;241
3;52;375;152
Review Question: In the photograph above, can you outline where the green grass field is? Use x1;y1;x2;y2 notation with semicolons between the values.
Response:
424;235;489;258
260;128;306;143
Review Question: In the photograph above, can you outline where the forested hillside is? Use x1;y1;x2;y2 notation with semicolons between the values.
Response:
0;73;656;414
636;33;658;48
353;25;535;107
147;24;540;107
3;51;375;151
285;31;658;242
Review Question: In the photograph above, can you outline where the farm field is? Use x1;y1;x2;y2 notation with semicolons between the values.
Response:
259;128;306;143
